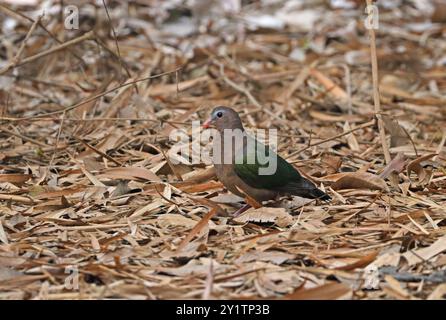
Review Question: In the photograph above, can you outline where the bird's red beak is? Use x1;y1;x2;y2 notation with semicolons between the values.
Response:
202;117;213;129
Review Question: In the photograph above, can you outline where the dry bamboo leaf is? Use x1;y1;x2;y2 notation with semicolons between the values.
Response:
286;282;352;300
90;234;101;252
148;75;208;96
343;121;360;152
0;220;9;244
210;193;244;204
365;251;401;269
335;251;378;271
406;153;437;183
379;152;406;179
309;68;348;100
79;165;106;187
182;167;216;183
427;284;446;300
277;66;310;102
32;186;86;199
158;258;229;277
177;181;223;193
403;235;446;266
382;115;410;148
234;207;293;228
235;250;295;265
101;167;161;182
176;208;217;252
0;174;32;185
156;214;197;229
383;275;411;299
0;267;23;281
0;193;36;204
331;172;389;191
130;199;165;219
160;105;201;137
308;110;364;123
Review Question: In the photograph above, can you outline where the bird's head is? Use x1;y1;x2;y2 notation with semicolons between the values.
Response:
202;106;244;132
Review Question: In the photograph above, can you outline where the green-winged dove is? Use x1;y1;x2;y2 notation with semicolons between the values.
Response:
203;106;330;216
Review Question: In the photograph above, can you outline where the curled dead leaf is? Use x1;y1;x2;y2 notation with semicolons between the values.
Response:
406;153;437;184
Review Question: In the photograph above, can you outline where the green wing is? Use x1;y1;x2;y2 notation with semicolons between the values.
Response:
233;140;301;189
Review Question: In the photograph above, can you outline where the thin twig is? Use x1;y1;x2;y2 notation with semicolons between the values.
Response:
73;135;123;166
0;116;189;125
8;31;95;71
0;3;86;65
0;127;50;148
0;14;42;74
16;67;182;120
217;61;286;125
101;0;137;94
49;111;66;170
286;120;375;160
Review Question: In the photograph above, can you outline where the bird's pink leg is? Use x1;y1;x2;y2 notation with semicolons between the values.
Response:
232;203;251;217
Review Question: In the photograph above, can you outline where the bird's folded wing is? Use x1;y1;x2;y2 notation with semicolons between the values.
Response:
233;143;299;189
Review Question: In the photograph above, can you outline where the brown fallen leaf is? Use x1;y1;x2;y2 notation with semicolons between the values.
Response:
285;282;352;300
235;250;295;265
343;121;360;152
427;284;446;300
180;181;223;193
383;275;411;299
210;193;244;204
157;258;229;277
335;250;379;271
101;167;161;182
176;208;217;252
309;110;364;123
32;186;86;200
182;167;216;183
0;174;32;185
320;154;342;175
406;153;437;184
309;68;348;100
382;115;410;148
379;152;406;179
156;214;197;229
403;234;446;266
330;172;389;191
148;75;209;96
0;220;8;244
0;194;37;204
160;105;201;137
234;207;293;228
0;267;23;281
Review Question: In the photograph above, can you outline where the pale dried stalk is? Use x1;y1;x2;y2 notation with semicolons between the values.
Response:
366;0;391;164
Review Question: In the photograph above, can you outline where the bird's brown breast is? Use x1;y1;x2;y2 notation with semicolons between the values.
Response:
214;163;278;203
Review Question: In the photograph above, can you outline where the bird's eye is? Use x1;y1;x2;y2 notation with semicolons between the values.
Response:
216;111;223;118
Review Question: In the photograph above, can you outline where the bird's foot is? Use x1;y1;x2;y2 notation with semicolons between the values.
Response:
232;203;251;217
